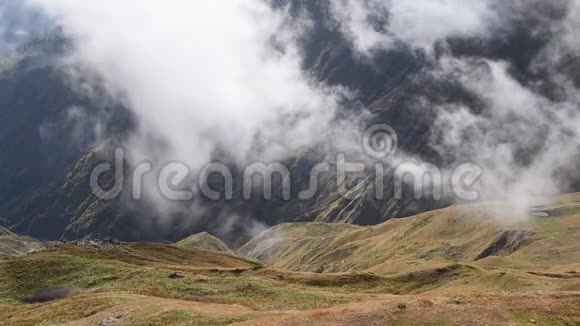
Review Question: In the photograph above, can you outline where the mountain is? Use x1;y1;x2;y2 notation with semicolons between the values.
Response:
0;25;428;242
0;33;154;242
1;2;580;325
0;225;12;236
0;1;579;245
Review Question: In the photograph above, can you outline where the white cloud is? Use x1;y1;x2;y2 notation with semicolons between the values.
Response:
329;0;393;56
23;0;580;224
330;0;499;56
559;0;580;52
0;0;51;54
26;0;361;220
327;0;580;218
28;0;346;166
388;0;497;50
432;56;580;218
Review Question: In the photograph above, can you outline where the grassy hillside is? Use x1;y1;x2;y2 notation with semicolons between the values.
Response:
0;244;580;325
1;196;580;325
1;241;579;325
0;243;377;325
241;195;580;276
240;223;363;267
176;232;234;255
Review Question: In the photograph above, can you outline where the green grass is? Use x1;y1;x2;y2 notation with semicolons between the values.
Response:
0;246;362;311
530;217;569;238
539;202;580;217
3;196;580;325
0;295;119;325
113;271;357;310
302;223;357;237
380;264;479;294
0;254;134;301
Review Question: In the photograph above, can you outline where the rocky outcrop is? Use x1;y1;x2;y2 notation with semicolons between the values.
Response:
475;230;535;261
0;233;45;256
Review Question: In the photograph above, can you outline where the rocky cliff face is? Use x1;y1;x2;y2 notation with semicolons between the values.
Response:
1;2;579;244
0;34;134;240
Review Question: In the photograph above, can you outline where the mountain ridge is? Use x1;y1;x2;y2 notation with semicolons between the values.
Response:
1;1;580;246
240;194;580;276
175;232;235;255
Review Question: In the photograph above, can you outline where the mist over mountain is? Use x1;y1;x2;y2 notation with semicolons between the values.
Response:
1;0;580;244
0;0;52;55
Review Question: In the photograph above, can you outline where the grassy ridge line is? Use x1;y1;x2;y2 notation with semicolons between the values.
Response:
240;206;502;273
240;197;580;275
175;232;235;255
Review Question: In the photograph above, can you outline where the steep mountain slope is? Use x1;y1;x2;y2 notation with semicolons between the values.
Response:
0;25;431;241
0;226;11;236
1;1;580;244
241;194;580;275
0;34;134;240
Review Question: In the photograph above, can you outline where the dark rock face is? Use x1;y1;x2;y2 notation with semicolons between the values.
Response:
0;35;134;241
1;2;580;244
475;230;536;261
0;26;438;243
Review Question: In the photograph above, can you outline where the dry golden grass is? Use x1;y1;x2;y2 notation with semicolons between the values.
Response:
241;195;580;277
237;292;580;326
1;194;580;325
175;232;235;255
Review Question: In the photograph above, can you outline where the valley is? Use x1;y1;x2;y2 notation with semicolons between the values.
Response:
2;1;580;325
2;195;580;325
